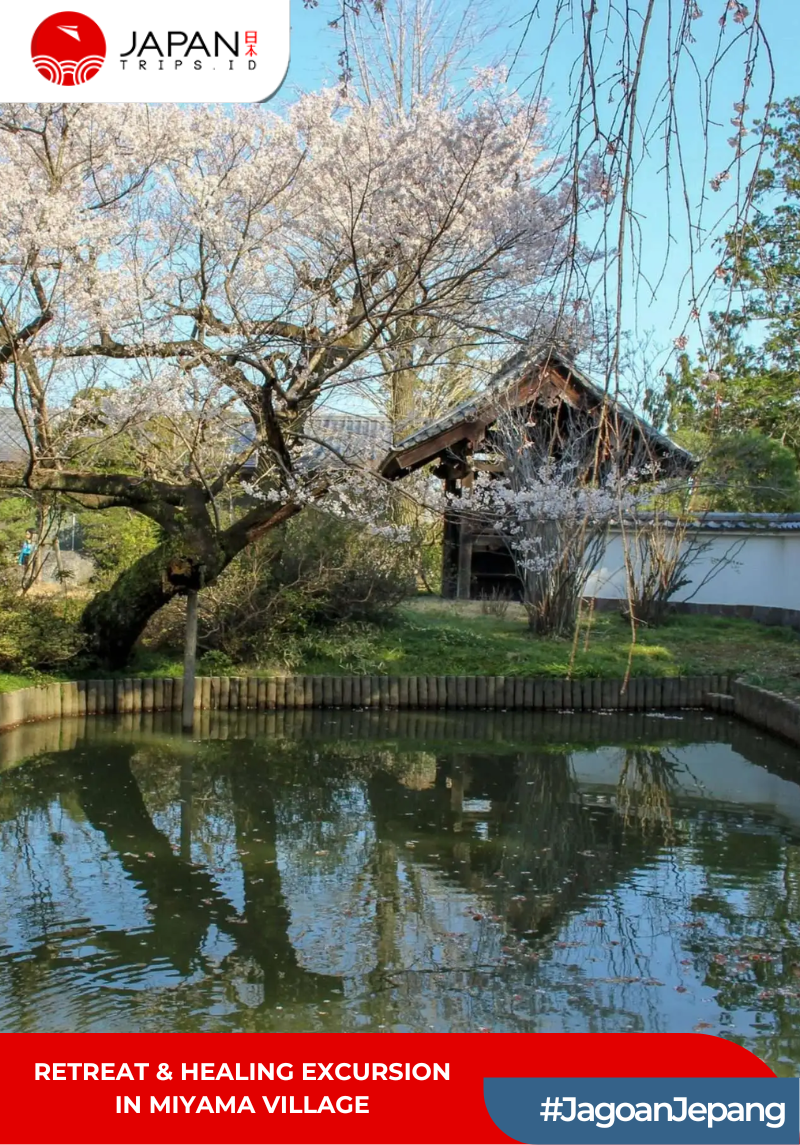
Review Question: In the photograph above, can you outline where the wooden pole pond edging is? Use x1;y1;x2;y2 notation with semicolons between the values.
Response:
1;673;799;747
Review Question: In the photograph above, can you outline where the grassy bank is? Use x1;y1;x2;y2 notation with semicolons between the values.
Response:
0;673;37;694
298;601;800;698
3;599;800;700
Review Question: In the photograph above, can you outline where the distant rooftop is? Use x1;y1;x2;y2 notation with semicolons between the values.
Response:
0;405;391;471
289;412;391;469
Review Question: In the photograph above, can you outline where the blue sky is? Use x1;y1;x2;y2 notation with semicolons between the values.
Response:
273;0;800;378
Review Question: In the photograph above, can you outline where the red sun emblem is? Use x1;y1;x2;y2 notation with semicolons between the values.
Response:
31;11;106;86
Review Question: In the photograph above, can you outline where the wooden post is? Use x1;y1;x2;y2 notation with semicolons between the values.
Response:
441;473;461;599
456;520;474;600
182;590;199;732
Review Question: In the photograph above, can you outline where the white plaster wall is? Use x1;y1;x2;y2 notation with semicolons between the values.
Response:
586;530;800;611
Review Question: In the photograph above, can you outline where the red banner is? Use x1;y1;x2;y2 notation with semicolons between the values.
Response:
0;1032;774;1144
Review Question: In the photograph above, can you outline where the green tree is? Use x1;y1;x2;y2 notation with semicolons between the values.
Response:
662;334;800;464
678;429;800;513
652;97;800;499
723;97;800;377
78;508;160;582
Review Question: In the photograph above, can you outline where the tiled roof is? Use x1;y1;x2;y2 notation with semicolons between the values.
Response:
298;413;391;468
681;512;800;532
236;412;391;470
386;345;693;467
612;511;800;533
0;406;391;470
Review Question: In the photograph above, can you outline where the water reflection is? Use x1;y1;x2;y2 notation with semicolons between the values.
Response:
2;711;800;1072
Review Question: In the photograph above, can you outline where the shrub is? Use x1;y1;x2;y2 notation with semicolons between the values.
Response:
480;588;512;618
271;511;415;625
0;579;86;673
196;650;238;677
142;510;416;669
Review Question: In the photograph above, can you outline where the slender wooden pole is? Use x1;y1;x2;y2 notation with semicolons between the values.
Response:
182;589;199;731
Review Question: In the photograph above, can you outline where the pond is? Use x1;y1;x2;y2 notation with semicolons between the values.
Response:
2;708;800;1073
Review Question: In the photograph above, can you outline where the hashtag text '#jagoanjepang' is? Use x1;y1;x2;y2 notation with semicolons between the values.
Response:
538;1096;786;1130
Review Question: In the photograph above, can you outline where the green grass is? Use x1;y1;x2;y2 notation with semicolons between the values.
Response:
3;599;800;699
0;651;185;694
0;673;41;694
296;600;800;698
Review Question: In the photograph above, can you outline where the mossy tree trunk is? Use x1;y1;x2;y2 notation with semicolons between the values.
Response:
79;496;302;669
1;455;306;670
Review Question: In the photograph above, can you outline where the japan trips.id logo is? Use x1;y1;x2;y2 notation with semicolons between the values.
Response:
30;10;106;85
5;1;287;101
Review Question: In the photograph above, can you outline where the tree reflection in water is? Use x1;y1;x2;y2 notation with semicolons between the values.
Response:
1;712;800;1071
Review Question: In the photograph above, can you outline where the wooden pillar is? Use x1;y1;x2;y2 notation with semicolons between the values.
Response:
441;513;460;599
441;471;461;599
456;520;474;600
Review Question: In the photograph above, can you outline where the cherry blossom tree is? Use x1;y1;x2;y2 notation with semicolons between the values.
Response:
459;400;657;637
0;93;584;667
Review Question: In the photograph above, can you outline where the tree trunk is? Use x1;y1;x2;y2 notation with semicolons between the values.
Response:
79;498;302;669
80;535;221;669
390;365;417;445
388;340;419;529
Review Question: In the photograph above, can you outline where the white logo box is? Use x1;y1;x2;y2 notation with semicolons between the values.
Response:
2;2;290;102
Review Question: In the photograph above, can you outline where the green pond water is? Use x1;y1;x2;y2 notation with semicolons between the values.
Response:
3;708;800;1072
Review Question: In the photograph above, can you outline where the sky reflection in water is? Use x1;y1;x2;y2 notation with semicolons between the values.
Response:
1;709;800;1074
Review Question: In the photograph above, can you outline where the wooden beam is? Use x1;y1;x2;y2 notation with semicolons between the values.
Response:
384;364;588;479
391;419;488;474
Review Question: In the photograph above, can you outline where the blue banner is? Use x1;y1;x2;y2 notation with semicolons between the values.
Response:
483;1077;799;1144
